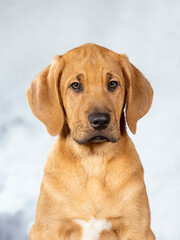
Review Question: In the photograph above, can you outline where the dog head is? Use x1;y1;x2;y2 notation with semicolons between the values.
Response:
27;44;153;144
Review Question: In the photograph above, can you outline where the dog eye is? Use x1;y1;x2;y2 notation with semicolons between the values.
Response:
108;81;119;91
70;82;83;92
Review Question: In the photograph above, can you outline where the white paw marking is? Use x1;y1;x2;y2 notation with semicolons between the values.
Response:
74;218;111;240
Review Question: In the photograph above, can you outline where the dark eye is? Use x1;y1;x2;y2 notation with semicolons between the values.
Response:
70;82;83;92
108;81;119;91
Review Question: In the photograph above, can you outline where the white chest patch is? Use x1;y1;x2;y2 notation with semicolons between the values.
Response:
74;218;112;240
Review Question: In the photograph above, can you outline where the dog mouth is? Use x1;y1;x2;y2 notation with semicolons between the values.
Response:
88;135;109;143
73;133;118;145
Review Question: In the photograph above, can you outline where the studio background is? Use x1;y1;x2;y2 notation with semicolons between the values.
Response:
0;0;180;239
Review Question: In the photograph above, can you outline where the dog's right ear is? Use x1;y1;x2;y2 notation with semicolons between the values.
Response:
27;55;65;136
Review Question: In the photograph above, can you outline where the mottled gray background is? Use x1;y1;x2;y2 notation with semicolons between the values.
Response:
0;0;180;239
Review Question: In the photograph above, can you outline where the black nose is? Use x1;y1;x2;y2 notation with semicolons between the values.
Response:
88;113;110;130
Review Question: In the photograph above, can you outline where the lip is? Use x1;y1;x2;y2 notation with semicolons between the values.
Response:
73;133;118;145
88;135;109;143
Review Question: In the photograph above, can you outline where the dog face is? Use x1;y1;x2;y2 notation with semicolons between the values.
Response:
27;44;153;143
60;45;125;144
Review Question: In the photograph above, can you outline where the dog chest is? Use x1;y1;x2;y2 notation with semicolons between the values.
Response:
74;218;112;240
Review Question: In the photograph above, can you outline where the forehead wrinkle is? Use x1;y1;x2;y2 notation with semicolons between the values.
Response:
83;60;106;86
63;45;122;86
66;53;104;84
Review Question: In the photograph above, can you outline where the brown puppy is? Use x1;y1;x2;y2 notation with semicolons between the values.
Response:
27;43;155;240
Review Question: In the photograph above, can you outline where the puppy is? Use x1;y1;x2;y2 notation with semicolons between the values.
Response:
27;43;155;240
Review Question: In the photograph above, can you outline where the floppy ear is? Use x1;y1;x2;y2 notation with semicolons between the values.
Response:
120;54;153;134
27;55;64;136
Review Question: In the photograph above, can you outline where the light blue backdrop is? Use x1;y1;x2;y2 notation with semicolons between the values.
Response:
0;0;180;239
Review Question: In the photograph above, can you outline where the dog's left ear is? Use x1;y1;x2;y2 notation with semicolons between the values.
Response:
27;55;65;136
120;54;153;134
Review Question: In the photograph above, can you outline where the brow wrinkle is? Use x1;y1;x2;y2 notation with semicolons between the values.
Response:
77;74;82;81
107;72;113;80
